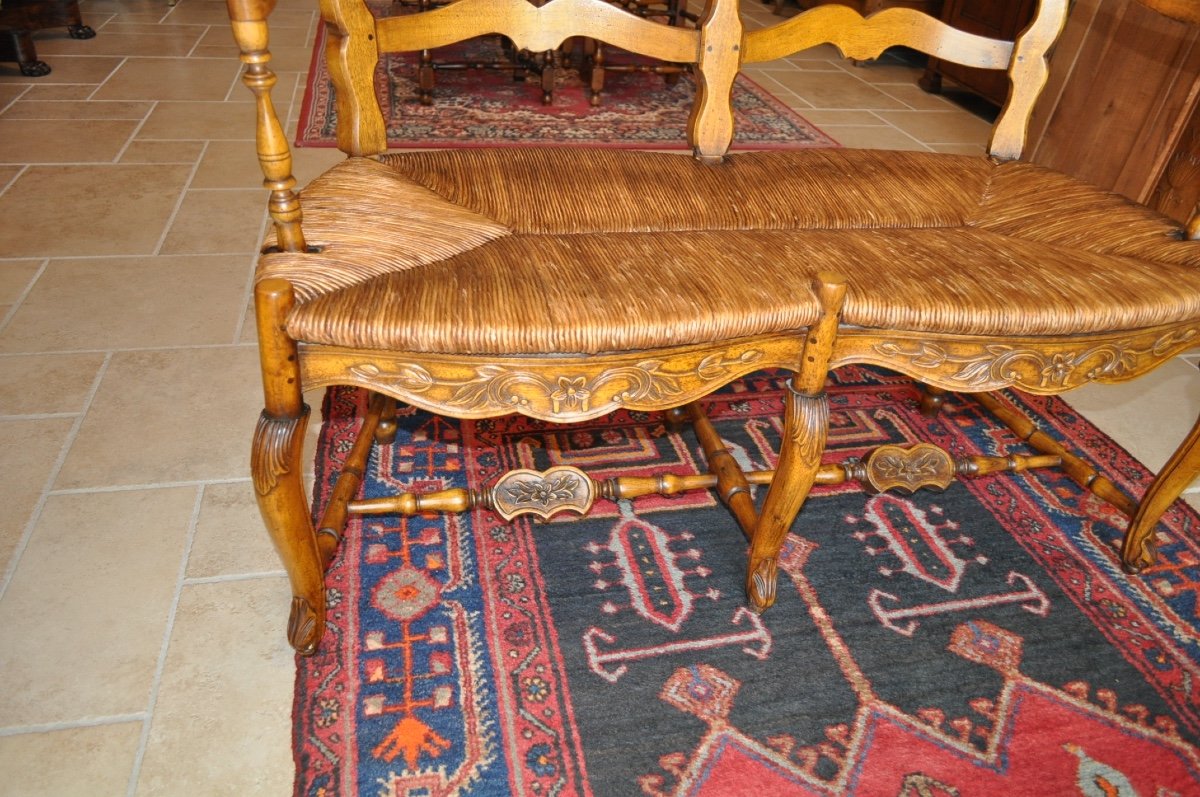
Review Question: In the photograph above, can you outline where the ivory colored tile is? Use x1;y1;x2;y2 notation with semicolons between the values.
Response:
17;84;96;101
0;254;252;351
1064;357;1200;474
873;108;992;146
291;144;345;188
0;56;124;86
188;482;282;578
820;125;926;151
0;164;191;257
134;578;294;796
800;109;889;126
56;346;264;488
0;352;105;415
0;723;142;796
1;99;152;119
93;56;241;101
121;139;206;163
0;164;22;193
191;140;267;189
0;118;139;163
168;0;313;27
0;418;72;574
770;69;908;109
0;488;192;725
929;142;988;156
0;84;26;109
877;83;969;112
139;100;257;140
161;189;267;254
836;59;926;85
197;22;311;49
0;259;40;303
35;30;206;57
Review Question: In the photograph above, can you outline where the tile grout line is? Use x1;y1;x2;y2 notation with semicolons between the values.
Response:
0;342;259;357
150;138;209;256
125;483;206;797
0;164;28;197
0;713;147;738
49;476;253;495
0;352;111;602
110;99;158;163
185;570;288;586
0;258;48;334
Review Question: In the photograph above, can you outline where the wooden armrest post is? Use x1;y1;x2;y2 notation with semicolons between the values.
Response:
228;0;306;252
989;0;1069;160
689;0;741;161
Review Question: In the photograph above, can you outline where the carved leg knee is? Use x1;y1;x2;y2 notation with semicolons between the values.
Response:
747;385;829;611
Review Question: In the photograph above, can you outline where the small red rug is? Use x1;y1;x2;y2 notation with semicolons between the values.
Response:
296;367;1200;796
296;25;838;149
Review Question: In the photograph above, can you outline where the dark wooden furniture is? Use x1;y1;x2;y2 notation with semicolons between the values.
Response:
1026;0;1200;229
783;0;942;19
228;0;1200;655
919;0;1036;106
0;0;94;77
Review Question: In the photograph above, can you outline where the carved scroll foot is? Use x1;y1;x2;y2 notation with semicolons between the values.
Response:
747;556;778;612
288;596;321;655
1121;409;1200;574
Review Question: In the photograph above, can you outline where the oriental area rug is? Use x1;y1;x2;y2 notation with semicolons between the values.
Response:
296;25;837;149
297;367;1200;796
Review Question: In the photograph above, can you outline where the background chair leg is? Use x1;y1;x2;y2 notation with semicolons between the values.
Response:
746;272;846;610
1121;410;1200;573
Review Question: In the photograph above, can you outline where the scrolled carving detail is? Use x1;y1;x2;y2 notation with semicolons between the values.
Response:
748;556;778;611
873;329;1200;391
251;411;306;496
863;444;956;493
288;596;321;655
346;350;763;416
491;466;596;521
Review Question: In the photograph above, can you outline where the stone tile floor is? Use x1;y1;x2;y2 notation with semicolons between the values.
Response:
0;0;1196;792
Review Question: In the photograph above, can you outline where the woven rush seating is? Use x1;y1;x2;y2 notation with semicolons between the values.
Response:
229;0;1200;655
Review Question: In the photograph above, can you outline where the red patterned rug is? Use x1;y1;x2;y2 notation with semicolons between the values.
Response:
295;367;1200;795
296;24;837;149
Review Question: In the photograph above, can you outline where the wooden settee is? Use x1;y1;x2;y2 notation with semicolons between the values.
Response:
227;0;1200;654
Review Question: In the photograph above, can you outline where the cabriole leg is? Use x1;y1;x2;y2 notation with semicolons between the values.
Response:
1121;410;1200;573
747;273;847;610
253;278;325;655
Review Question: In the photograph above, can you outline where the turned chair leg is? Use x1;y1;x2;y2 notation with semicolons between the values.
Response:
253;279;326;655
747;273;847;610
1121;409;1200;573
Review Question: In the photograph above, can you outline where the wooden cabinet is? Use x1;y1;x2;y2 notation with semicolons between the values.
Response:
1025;0;1200;224
919;0;1036;106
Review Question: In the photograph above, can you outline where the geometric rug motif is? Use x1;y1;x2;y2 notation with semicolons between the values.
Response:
296;366;1200;795
296;22;838;150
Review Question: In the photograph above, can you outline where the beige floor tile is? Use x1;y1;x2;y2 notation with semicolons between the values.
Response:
120;139;206;163
0;84;26;109
836;59;926;85
877;83;967;112
167;0;313;28
0;722;142;796
0;487;193;725
873;108;992;146
56;346;263;488
1186;493;1200;511
1064;357;1200;475
0;254;251;352
37;29;205;57
1;98;152;119
196;21;311;49
138;100;257;140
929;142;988;156
188;482;283;578
0;259;41;303
291;145;345;188
800;109;889;127
0;56;124;86
0;118;139;163
820;125;926;150
16;84;95;101
134;578;294;796
0;164;191;257
191;140;266;189
0;352;105;414
194;42;313;73
97;22;212;35
92;56;241;101
160;189;268;254
0;164;22;193
770;69;909;110
0;418;72;574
